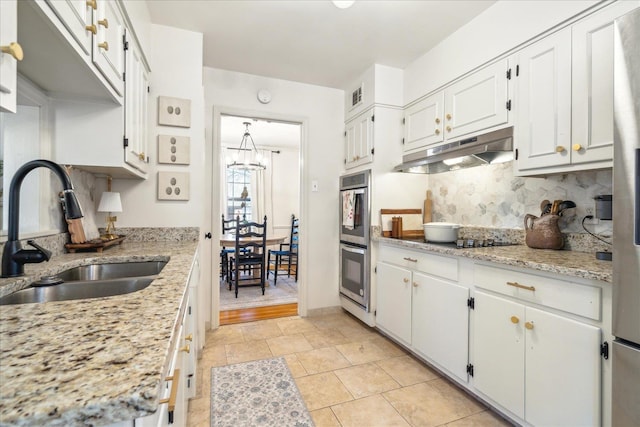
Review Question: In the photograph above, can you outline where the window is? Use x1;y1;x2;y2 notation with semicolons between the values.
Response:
225;168;253;222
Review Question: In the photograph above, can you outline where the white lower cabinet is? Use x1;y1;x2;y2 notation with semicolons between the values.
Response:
376;245;468;381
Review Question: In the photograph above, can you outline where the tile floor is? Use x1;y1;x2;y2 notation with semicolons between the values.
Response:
187;312;511;427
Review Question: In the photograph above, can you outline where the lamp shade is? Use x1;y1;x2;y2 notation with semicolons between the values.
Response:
97;191;122;213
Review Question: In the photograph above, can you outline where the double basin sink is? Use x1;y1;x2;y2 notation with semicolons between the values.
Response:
0;261;167;305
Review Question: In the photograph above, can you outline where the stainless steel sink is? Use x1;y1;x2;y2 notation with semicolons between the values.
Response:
52;261;167;282
0;261;167;305
0;277;154;305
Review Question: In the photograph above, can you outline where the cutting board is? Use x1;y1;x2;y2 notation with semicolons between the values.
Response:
380;209;424;238
423;190;432;224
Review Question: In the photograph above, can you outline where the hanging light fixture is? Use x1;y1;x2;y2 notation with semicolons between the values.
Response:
226;122;267;171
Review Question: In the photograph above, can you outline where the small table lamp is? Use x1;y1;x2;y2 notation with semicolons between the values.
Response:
98;177;122;240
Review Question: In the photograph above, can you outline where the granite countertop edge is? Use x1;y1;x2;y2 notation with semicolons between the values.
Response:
0;241;198;427
375;236;612;283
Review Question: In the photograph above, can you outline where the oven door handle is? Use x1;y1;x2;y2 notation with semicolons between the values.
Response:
342;245;365;255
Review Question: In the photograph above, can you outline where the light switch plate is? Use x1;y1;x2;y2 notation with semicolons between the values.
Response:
158;96;191;128
158;135;190;165
157;172;190;201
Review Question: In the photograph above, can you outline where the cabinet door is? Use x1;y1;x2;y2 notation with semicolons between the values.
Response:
92;0;125;96
403;92;444;152
376;262;412;346
571;1;636;167
412;272;469;382
124;35;149;172
0;0;18;113
515;28;572;172
473;291;525;419
524;307;601;426
185;287;197;399
344;108;373;169
444;59;509;140
46;0;92;56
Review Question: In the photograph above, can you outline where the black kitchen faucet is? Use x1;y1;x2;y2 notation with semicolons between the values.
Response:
1;160;83;278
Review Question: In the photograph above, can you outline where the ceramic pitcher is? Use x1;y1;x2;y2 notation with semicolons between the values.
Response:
524;213;564;250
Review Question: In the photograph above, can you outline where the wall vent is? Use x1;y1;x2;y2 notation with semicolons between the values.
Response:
351;85;363;108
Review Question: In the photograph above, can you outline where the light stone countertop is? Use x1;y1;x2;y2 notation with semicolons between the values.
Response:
0;241;199;427
376;236;612;283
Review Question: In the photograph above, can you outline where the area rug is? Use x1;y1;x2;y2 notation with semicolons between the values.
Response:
211;357;314;427
219;276;298;311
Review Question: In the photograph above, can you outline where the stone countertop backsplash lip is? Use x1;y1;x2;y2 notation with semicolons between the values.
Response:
0;241;198;427
375;235;612;283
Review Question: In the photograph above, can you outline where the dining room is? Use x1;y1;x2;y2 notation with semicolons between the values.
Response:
218;114;301;323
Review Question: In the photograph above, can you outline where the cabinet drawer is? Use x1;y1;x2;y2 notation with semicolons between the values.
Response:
474;263;601;320
379;245;458;281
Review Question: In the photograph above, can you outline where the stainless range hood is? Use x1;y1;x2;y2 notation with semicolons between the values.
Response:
394;126;514;174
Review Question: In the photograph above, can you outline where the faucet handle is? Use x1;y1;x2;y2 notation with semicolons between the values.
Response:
27;240;52;261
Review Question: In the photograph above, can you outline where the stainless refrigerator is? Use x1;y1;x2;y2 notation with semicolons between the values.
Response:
612;6;640;427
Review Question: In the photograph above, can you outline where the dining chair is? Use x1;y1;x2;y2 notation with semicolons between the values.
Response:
220;214;237;284
230;215;267;298
267;214;299;285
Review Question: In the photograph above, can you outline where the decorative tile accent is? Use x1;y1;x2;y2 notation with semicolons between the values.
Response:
158;135;190;165
157;96;191;128
157;171;190;201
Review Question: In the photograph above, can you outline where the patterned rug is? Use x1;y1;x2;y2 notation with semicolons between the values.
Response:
219;275;298;311
211;357;314;427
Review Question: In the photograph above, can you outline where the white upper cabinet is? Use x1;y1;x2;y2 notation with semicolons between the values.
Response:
344;108;374;169
514;27;572;172
124;32;149;173
0;0;20;113
92;0;125;96
403;59;510;153
515;1;637;175
45;0;92;56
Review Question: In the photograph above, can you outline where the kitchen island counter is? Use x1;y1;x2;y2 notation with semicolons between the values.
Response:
0;240;198;426
376;236;612;283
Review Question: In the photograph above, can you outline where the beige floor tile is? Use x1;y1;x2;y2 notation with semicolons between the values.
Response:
331;394;411;427
310;408;342;427
366;335;407;357
338;323;378;341
267;333;314;356
376;355;440;386
186;396;209;426
276;317;320;335
225;340;272;364
304;328;351;348
445;410;512;426
336;340;389;365
207;324;245;345
296;347;352;374
283;353;309;378
308;312;362;330
201;344;227;367
384;380;485;427
198;365;211;399
295;372;354;411
240;321;283;341
334;362;401;399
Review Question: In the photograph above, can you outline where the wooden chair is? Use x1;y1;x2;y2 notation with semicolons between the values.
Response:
230;215;267;298
267;214;298;285
220;214;237;284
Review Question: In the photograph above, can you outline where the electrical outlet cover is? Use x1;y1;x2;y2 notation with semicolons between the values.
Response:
158;135;190;165
158;96;191;128
158;172;190;201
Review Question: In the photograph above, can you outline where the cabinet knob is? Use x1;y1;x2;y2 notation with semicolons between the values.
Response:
179;344;190;353
86;0;97;10
1;42;24;61
510;316;520;324
435;129;441;135
98;18;109;29
446;113;452;121
572;143;582;152
446;126;452;132
435;118;441;124
98;42;109;51
555;145;566;153
403;278;409;284
412;282;419;287
86;25;97;35
185;333;193;342
138;152;145;161
525;321;534;330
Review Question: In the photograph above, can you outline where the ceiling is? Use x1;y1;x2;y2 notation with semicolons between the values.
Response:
146;0;496;89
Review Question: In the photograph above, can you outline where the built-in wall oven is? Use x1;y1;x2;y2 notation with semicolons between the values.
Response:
339;170;371;311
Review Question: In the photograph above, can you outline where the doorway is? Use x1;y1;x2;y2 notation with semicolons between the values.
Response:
217;114;302;321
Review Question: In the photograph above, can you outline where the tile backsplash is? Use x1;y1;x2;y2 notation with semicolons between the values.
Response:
427;162;613;236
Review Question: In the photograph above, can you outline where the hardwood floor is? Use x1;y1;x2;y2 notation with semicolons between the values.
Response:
219;303;298;325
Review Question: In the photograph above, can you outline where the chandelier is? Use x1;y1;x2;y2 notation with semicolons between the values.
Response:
226;122;267;170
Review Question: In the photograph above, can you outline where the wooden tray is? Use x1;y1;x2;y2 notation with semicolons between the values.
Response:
65;236;126;253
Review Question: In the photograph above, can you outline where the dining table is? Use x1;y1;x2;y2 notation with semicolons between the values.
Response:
219;233;287;247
